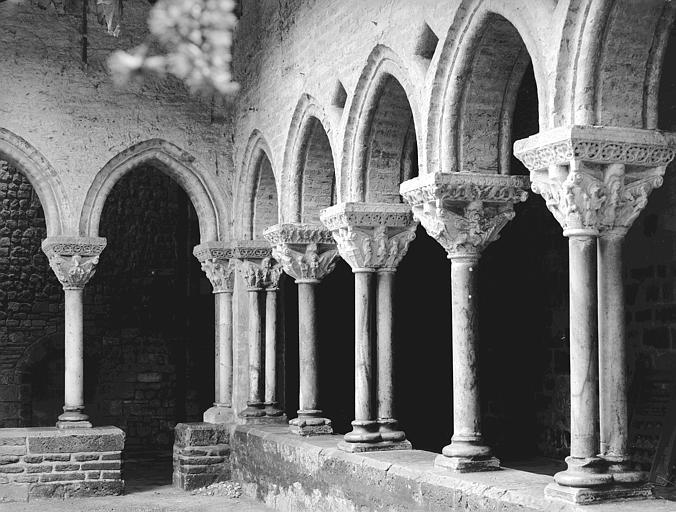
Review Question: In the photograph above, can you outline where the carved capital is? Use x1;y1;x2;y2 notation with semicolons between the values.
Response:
193;242;236;293
319;203;417;271
264;223;339;283
42;236;107;290
514;126;674;237
237;257;281;290
400;173;528;258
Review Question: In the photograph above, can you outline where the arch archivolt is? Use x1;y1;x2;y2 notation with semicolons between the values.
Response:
426;0;552;175
0;128;71;237
236;130;279;240
281;94;339;223
341;44;426;202
79;139;227;243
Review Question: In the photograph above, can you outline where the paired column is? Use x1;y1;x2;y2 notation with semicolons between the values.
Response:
320;202;416;452
232;241;284;422
193;242;237;423
514;125;675;503
401;173;529;471
42;236;107;429
265;223;339;435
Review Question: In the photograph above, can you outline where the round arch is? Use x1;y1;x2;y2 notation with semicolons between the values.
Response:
342;44;425;202
79;139;227;243
0;128;70;236
427;0;551;174
282;94;339;223
568;0;676;128
236;130;279;239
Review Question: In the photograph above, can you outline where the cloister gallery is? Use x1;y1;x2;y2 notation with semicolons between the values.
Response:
1;0;676;510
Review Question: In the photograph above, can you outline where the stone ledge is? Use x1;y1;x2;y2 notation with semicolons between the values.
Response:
173;423;231;491
231;425;670;512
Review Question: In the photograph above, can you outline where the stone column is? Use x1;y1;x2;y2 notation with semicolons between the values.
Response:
321;203;417;452
42;236;106;429
263;258;284;417
401;173;529;471
265;223;339;435
193;242;236;424
514;125;675;504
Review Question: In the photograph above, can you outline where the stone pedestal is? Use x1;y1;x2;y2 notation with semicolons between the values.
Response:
42;237;107;429
265;223;339;436
321;203;416;452
514;125;676;503
0;426;124;502
194;242;237;424
173;423;230;491
402;172;529;471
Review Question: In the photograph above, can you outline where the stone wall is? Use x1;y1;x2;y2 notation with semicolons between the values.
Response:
0;426;124;502
172;422;230;491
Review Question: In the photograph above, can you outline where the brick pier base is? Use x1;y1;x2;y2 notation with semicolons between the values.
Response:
0;426;125;502
172;423;230;491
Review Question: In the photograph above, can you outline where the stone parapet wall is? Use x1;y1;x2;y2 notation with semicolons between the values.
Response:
172;422;230;491
0;426;124;502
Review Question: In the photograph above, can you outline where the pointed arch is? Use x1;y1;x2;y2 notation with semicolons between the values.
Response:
79;139;227;242
0;128;70;236
236;130;279;239
427;0;551;174
282;94;339;223
342;44;425;202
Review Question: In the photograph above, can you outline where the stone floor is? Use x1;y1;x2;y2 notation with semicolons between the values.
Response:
2;452;273;512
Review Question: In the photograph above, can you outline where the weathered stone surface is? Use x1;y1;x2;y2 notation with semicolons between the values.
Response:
28;481;123;499
26;427;124;454
174;423;229;448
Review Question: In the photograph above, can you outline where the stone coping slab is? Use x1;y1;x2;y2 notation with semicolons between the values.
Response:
232;424;675;512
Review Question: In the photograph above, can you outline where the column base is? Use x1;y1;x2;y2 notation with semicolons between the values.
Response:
242;414;288;425
203;405;235;424
57;409;91;429
378;418;407;443
338;439;412;453
603;456;648;484
239;402;267;419
545;482;653;505
265;402;284;417
434;454;500;472
56;420;92;429
553;456;614;487
289;413;333;436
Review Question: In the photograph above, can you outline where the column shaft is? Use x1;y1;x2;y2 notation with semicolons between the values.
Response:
214;292;233;407
376;271;394;421
61;288;87;423
242;289;265;417
265;288;282;415
298;282;319;413
569;236;599;460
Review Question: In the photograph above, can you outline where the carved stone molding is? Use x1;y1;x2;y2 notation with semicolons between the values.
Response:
319;203;417;271
400;173;529;258
514;125;676;172
42;236;107;290
263;223;339;283
193;241;237;293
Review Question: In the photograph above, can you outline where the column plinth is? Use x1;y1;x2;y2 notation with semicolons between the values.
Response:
193;242;237;424
321;203;417;452
265;223;340;436
43;236;107;429
402;172;529;472
514;125;675;504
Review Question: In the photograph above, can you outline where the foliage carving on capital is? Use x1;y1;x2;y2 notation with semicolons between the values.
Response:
201;259;236;293
42;237;107;290
531;170;606;236
331;225;416;271
272;243;338;282
599;173;664;236
238;260;267;290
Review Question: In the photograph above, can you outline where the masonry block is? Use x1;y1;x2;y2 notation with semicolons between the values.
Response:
172;422;230;491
